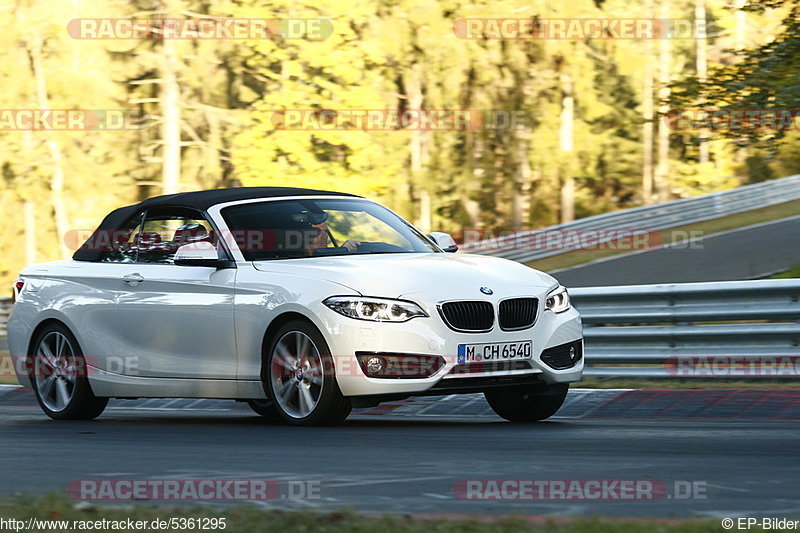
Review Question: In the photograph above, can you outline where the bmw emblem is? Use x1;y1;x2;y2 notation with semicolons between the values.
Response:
480;287;493;295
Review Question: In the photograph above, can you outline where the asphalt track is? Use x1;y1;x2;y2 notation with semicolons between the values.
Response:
2;218;799;519
552;215;800;287
2;386;799;519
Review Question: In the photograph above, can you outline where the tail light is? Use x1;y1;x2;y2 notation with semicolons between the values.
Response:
12;278;24;303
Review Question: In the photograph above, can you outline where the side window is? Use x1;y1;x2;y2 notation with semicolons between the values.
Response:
136;207;215;264
99;212;143;263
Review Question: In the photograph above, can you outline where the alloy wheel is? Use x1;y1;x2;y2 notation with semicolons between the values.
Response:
34;331;78;412
270;331;324;419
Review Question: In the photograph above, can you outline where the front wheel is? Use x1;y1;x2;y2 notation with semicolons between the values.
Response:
246;399;282;422
29;323;108;420
263;320;351;426
485;383;569;422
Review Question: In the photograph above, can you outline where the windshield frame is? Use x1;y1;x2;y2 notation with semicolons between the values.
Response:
209;195;443;262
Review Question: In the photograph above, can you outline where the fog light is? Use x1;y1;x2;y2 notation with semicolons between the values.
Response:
366;357;385;375
569;346;576;360
356;353;446;379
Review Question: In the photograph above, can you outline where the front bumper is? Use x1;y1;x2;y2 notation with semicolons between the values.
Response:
314;302;584;397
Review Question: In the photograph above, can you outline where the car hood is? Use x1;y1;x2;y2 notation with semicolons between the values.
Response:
252;253;558;300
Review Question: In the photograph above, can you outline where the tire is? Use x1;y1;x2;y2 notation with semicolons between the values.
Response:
262;319;351;426
485;383;569;422
29;323;108;420
246;399;282;422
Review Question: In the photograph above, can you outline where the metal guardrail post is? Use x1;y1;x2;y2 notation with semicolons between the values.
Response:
571;280;800;378
464;174;800;263
0;297;11;338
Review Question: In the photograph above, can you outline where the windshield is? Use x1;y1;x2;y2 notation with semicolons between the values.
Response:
221;198;440;260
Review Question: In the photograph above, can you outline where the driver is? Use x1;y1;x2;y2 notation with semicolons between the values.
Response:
307;221;360;255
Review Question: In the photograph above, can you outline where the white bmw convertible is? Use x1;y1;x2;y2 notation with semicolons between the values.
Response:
9;188;583;425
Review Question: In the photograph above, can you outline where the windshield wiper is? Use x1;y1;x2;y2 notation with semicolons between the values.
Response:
350;250;411;255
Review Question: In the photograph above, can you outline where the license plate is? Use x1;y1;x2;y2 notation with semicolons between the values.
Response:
457;341;532;363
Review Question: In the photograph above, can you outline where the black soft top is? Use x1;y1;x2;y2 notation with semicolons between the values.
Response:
73;187;358;262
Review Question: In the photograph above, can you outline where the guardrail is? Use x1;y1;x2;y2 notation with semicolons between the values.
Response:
3;282;799;380
571;279;800;378
464;174;800;263
0;297;10;338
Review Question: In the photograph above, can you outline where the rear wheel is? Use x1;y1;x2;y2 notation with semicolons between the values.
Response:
30;323;108;420
485;383;569;422
263;320;351;426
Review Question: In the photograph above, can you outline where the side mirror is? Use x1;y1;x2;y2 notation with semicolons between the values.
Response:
174;242;229;268
429;232;458;253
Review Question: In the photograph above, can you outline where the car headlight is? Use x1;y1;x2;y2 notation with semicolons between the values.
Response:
546;286;571;313
323;296;428;322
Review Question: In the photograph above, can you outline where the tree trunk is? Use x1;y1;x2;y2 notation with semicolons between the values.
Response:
733;0;748;180
695;0;709;164
24;199;37;265
559;74;575;223
204;107;223;188
27;35;70;260
734;0;746;49
418;191;432;233
21;130;37;265
464;127;485;229
407;64;431;232
160;0;182;195
654;0;672;203
642;0;655;205
513;131;531;230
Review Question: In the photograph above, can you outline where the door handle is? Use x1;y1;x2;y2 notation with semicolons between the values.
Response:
122;273;144;284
